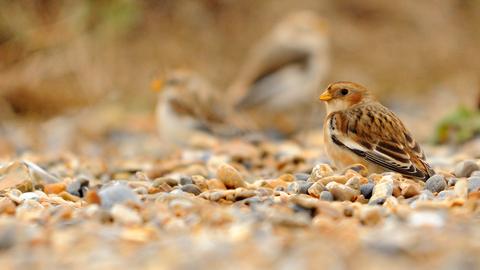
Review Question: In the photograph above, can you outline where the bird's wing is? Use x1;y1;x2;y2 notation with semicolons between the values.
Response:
327;104;434;180
230;46;310;108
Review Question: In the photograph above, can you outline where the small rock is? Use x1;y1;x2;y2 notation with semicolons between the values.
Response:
179;176;193;185
111;204;142;225
360;206;383;226
309;164;334;182
318;176;348;186
98;185;141;209
298;182;314;195
44;183;67;195
274;186;285;192
207;179;227;190
447;178;458;188
307;182;328;198
370;178;393;200
341;164;368;177
58;191;81;202
437;190;454;200
152;177;179;188
401;184;420;198
285;182;300;194
368;196;390;205
319;191;333;201
454;160;480;178
360;183;375;199
86;190;102;205
278;174;295;182
294;173;310;181
191;175;209;191
66;178;89;197
181;184;202;196
345;177;361;194
424;175;447;193
329;184;357;202
217;165;246;189
454;178;468;199
19;192;40;202
468;176;480;193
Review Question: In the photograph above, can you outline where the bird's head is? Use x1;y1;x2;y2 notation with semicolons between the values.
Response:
319;81;378;114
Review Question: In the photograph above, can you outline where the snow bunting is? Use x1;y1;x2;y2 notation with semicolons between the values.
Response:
227;11;330;137
152;69;250;146
319;81;435;181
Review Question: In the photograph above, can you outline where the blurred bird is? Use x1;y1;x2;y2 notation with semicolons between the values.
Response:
152;69;251;146
226;11;330;138
319;81;435;181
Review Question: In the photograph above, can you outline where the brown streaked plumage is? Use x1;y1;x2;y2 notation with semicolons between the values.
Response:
319;81;435;181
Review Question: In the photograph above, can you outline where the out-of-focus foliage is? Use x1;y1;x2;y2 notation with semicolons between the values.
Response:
433;105;480;144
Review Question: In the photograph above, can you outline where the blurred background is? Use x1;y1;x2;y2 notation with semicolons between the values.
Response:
0;0;479;156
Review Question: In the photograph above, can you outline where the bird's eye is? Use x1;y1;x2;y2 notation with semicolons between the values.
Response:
341;89;349;95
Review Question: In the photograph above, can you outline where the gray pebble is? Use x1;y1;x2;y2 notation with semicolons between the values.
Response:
424;174;447;193
180;176;193;185
437;190;454;200
361;183;375;199
420;190;435;200
471;171;480;177
319;191;333;201
180;184;202;196
468;176;480;193
274;186;285;192
298;182;314;195
454;160;480;177
368;196;389;205
286;182;300;194
67;178;90;197
447;178;458;188
98;185;141;209
294;173;310;181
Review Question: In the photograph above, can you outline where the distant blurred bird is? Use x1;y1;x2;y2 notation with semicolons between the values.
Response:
226;11;330;137
152;69;251;146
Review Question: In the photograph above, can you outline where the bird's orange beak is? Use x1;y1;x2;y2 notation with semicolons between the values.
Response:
151;78;164;92
319;91;332;101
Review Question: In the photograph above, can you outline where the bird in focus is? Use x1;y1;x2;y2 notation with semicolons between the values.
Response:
152;69;251;146
226;11;330;138
319;81;435;181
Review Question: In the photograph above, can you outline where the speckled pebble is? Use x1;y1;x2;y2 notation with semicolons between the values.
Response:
454;160;480;178
345;177;361;194
307;182;327;198
309;164;334;182
329;184;357;202
370;178;393;200
424;175;447;193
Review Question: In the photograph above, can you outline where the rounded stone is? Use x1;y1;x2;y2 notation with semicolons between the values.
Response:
216;165;246;189
294;173;310;181
191;175;209;191
341;163;368;177
44;183;67;195
424;174;447;193
319;191;333;201
454;160;480;178
181;184;202;196
285;182;300;194
318;176;348;186
298;182;314;195
307;182;328;198
309;164;334;182
179;176;193;185
98;185;141;209
345;177;361;194
329;184;357;202
360;183;375;199
370;179;393;200
19;192;40;202
437;190;454;200
66;178;90;197
207;179;227;190
468;176;480;193
454;178;468;199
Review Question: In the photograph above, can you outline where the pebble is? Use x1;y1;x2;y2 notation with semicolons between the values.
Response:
307;182;327;198
424;175;447;193
58;191;81;202
360;183;375;200
437;190;455;200
318;176;348;186
191;175;208;191
341;164;368;177
454;178;469;199
401;184;420;198
345;177;361;194
359;206;383;226
309;164;334;182
207;179;227;190
298;182;314;195
329;184;357;202
468;176;480;193
181;184;202;196
454;160;480;177
179;176;193;185
66;178;89;197
294;173;310;181
285;182;300;194
44;183;67;195
111;204;142;226
217;165;246;189
368;196;390;205
19;192;40;202
319;191;334;201
370;178;393;201
98;185;141;209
